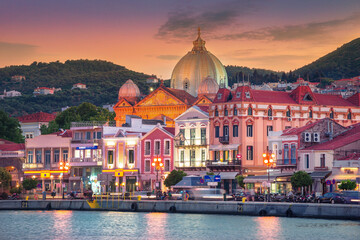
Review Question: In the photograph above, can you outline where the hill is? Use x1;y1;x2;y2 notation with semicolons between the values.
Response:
293;38;360;80
0;60;158;116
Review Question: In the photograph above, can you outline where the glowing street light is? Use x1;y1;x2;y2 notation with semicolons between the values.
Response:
263;150;276;202
152;157;163;191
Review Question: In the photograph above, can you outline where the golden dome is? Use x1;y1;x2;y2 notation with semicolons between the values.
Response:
170;28;228;97
198;76;219;95
118;79;140;99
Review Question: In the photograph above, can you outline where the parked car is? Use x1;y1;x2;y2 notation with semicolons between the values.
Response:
233;191;251;201
341;191;360;204
316;192;345;204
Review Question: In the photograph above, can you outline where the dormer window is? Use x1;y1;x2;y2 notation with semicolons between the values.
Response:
329;110;334;119
347;111;352;120
268;108;272;117
236;92;241;98
286;108;291;117
224;107;228;116
217;93;222;99
303;93;313;101
245;92;250;98
248;106;252;116
234;107;238;116
309;109;313;118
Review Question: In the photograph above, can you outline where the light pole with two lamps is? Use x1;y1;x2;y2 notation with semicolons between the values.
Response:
262;151;275;202
152;157;163;193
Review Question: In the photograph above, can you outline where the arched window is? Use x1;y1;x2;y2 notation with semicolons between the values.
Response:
248;106;252;116
309;109;313;118
347;111;352;120
329;110;334;119
224;107;228;116
268;108;272;117
286;108;291;117
234;106;237;116
215;108;219;117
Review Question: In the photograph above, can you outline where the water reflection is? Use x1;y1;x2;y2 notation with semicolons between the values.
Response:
52;211;73;240
255;217;281;240
145;213;168;240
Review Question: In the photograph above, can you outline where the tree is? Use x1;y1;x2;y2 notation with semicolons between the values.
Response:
338;180;356;190
291;171;312;192
22;178;38;191
0;110;24;143
236;175;245;188
164;170;187;188
10;186;23;194
0;167;12;190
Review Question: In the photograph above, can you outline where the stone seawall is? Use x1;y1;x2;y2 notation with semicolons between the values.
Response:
1;200;360;220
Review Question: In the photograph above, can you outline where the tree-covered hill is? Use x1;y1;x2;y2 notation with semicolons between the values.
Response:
293;38;360;80
0;60;157;116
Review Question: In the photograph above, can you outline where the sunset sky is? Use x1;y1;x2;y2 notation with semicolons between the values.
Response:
1;0;360;78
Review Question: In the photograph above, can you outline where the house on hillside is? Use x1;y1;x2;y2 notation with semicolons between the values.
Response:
0;90;22;99
17;112;56;139
72;83;87;89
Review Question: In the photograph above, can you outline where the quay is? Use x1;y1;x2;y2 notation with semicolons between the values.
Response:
1;200;359;220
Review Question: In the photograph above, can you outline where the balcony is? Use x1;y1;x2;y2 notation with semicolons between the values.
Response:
206;160;241;171
70;157;102;166
71;139;102;144
175;138;208;148
23;163;44;170
275;159;297;169
219;136;229;144
314;166;329;171
175;161;206;171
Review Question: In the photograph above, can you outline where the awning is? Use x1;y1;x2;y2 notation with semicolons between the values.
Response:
310;171;332;179
327;174;359;181
209;144;239;151
219;172;238;180
244;175;277;183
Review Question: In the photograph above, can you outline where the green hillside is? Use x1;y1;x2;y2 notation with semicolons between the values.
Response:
293;38;360;79
0;60;157;116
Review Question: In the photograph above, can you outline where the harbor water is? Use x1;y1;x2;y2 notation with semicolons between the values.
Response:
0;211;359;240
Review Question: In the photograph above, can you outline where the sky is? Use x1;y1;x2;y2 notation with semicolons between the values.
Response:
1;0;360;78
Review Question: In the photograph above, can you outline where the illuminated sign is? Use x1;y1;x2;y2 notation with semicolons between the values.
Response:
76;146;98;150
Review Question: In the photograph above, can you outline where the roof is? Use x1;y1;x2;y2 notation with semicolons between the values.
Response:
309;171;332;179
197;105;209;113
303;123;360;150
164;87;197;105
17;112;56;123
0;139;25;151
346;93;360;106
74;83;86;85
337;153;360;161
35;87;54;90
49;130;72;138
163;127;175;135
281;119;326;136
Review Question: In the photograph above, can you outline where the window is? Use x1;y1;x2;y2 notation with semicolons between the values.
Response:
85;150;91;158
223;126;229;137
233;107;237;116
145;160;150;172
246;125;253;137
201;149;206;161
25;133;33;139
45;150;51;164
74;132;81;140
224;107;228;116
290;144;296;164
94;132;102;139
305;154;310;169
54;149;60;163
190;150;195;165
108;150;114;164
165;140;170;155
215;126;219;138
74;150;80;158
155;141;160;155
246;146;253;160
329;110;334;119
180;150;184;163
28;151;33;163
86;132;91;140
145;141;151;155
232;150;238;160
201;128;206;145
179;129;185;145
63;150;68;162
284;144;289;164
268;108;272;117
245;92;250;98
128;150;134;164
236;92;241;98
223;150;229;161
248;106;252;116
285;126;291;129
217;93;222;99
215;108;219;116
165;159;170;171
233;125;238;137
36;150;42;163
267;126;273;136
286;108;291;117
214;151;220;161
320;154;325;167
190;128;195;145
347;111;352;120
309;109;313;118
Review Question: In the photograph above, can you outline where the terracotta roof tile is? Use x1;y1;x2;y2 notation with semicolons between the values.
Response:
17;112;56;123
0;139;25;151
163;127;175;136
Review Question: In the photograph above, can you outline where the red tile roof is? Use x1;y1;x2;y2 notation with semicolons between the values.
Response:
337;153;360;161
281;120;321;136
313;93;356;107
213;88;232;103
346;93;360;106
163;127;175;136
197;105;209;113
165;87;197;105
17;112;56;123
49;130;72;138
303;123;360;150
0;139;25;151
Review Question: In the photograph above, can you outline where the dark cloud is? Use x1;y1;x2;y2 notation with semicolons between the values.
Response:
157;55;181;60
218;13;360;41
0;42;38;66
155;1;254;40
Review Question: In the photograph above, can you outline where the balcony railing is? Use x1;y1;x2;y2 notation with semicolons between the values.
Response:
206;160;241;166
219;136;229;144
71;121;116;128
276;159;297;167
175;161;206;168
314;166;329;171
71;157;102;163
71;139;102;144
23;163;44;169
175;138;208;147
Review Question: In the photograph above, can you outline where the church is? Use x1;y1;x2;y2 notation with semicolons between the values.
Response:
114;28;225;127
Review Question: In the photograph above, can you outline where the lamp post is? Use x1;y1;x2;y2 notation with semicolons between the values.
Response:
152;157;163;192
59;162;70;199
262;151;275;202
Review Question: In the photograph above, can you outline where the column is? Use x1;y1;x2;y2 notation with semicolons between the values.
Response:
122;177;126;193
42;179;45;192
116;176;119;193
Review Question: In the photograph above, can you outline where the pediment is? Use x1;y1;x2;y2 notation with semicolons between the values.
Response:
193;95;213;105
175;106;209;121
136;89;183;106
114;98;133;108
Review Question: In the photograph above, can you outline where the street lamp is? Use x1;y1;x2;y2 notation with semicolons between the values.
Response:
263;151;276;202
152;157;163;191
59;162;70;199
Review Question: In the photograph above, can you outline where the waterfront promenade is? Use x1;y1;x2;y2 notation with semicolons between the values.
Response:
1;200;359;220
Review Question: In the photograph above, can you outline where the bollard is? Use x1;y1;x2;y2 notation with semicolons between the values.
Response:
242;197;246;203
137;195;141;201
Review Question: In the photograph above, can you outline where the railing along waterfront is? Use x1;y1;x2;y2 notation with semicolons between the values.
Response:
71;121;116;128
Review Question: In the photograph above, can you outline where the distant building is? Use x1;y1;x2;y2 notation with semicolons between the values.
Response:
17;112;56;139
33;87;61;96
146;77;159;84
72;83;87;89
102;104;114;112
11;75;26;82
0;90;22;99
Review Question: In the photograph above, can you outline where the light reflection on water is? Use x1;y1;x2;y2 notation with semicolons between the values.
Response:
0;211;359;240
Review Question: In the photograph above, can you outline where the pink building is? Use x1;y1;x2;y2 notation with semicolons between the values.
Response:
140;125;175;191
